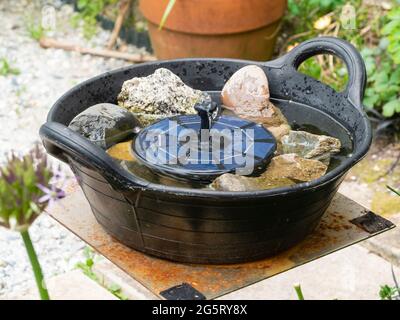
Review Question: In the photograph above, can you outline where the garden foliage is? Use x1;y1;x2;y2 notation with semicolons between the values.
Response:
285;0;400;119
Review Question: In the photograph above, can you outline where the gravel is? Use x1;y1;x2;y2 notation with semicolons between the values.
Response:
0;0;148;296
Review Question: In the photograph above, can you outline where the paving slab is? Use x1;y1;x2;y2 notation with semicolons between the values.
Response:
1;269;117;300
363;214;400;267
219;245;400;300
93;260;158;300
339;183;400;268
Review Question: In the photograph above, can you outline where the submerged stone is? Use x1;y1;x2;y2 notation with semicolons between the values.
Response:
211;154;328;191
118;68;211;125
268;153;328;182
107;141;134;161
221;65;290;142
281;130;341;165
210;172;295;192
68;103;141;149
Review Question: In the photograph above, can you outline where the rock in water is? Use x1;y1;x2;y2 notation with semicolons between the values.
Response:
211;154;327;191
68;103;141;149
211;172;295;192
267;154;328;182
281;130;341;165
107;141;135;161
221;65;290;142
118;68;211;125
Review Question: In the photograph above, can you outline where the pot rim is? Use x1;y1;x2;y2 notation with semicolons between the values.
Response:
46;56;372;199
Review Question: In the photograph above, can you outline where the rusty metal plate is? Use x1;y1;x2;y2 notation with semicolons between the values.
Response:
47;182;395;300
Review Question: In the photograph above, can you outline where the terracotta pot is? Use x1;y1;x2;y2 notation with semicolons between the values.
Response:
139;0;287;60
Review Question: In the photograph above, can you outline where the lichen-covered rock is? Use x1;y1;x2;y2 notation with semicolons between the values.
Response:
117;68;211;125
211;154;327;191
68;103;141;149
281;130;341;165
221;65;290;142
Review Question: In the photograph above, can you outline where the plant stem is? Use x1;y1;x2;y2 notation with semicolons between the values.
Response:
159;0;176;30
20;229;50;300
294;284;305;300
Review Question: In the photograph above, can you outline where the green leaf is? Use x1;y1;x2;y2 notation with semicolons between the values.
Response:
390;50;400;64
390;68;400;84
86;258;94;267
387;8;400;20
0;58;20;76
382;20;400;35
320;0;332;8
288;0;300;15
375;84;389;93
108;283;121;292
379;285;394;300
363;94;379;109
159;0;177;30
374;71;389;84
382;99;400;117
376;93;389;102
364;58;376;75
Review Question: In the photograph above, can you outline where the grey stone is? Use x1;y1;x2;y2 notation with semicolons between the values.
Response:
281;130;341;164
68;103;141;149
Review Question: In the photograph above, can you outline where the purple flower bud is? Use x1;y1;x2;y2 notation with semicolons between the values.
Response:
0;144;65;231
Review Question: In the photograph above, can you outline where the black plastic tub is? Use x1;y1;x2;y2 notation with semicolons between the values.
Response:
40;37;371;264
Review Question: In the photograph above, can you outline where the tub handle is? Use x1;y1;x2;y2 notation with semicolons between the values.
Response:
39;121;148;191
269;36;367;110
